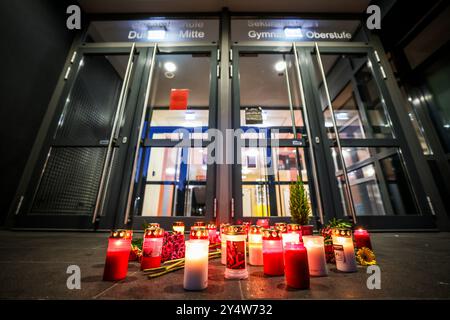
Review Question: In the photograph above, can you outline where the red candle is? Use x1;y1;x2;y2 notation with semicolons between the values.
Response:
103;229;132;281
353;228;372;250
207;223;217;244
141;227;165;270
256;219;269;228
193;221;206;227
284;242;310;289
262;229;284;276
301;225;314;236
274;222;287;233
190;226;209;241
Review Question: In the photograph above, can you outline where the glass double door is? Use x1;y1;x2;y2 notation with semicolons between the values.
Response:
232;43;436;229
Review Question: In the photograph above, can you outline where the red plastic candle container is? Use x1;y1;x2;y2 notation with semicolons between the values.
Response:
262;229;284;276
172;221;185;234
256;219;270;229
287;223;302;239
284;242;310;289
301;225;314;236
141;227;165;270
207;223;217;243
220;223;230;265
274;222;287;233
353;228;372;250
103;229;132;281
148;223;160;228
224;225;248;279
190;226;209;241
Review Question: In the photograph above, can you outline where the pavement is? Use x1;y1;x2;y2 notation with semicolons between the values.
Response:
0;230;449;299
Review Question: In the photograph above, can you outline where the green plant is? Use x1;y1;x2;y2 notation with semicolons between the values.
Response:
289;177;312;225
325;218;352;229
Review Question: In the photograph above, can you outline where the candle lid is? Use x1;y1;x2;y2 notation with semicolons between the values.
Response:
173;221;184;227
148;223;160;228
249;225;262;234
262;228;283;240
193;221;206;227
144;227;165;238
109;229;132;239
333;228;352;237
287;223;301;232
207;222;216;230
224;225;246;235
190;227;209;240
274;222;287;233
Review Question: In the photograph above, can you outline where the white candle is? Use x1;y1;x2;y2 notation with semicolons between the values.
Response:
248;228;263;266
282;232;300;247
183;240;209;290
302;235;328;276
332;229;357;272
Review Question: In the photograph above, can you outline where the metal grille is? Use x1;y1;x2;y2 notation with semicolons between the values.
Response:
55;55;123;144
30;147;106;215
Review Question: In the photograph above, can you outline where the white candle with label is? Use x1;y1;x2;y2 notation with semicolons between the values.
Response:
332;229;357;272
183;240;209;290
302;235;328;276
248;226;263;266
282;232;300;247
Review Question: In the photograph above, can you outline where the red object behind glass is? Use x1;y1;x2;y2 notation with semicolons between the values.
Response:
256;219;269;229
103;230;132;281
301;225;314;236
353;228;372;250
262;229;284;276
284;242;310;289
169;89;189;110
141;227;165;270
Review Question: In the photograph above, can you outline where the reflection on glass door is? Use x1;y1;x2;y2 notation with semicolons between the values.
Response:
312;46;420;218
234;50;315;219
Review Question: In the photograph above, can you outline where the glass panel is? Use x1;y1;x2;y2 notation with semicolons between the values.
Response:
147;53;211;137
242;184;271;217
139;147;207;217
332;147;419;216
312;52;394;139
238;53;303;130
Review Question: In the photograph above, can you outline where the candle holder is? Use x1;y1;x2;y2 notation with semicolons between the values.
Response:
256;219;270;229
284;242;310;289
248;225;264;266
141;227;165;270
332;229;357;272
262;229;284;276
172;221;185;234
301;225;314;236
103;229;132;281
274;222;287;233
224;225;248;279
207;222;217;244
183;240;209;291
353;228;372;250
193;221;206;227
302;235;328;276
220;223;230;265
148;223;160;228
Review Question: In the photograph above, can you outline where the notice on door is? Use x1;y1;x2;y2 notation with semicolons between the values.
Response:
169;89;190;110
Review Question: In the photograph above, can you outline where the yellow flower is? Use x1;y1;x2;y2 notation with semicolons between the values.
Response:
356;247;377;266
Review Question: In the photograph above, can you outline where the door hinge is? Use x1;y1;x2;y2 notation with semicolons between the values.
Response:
231;198;234;218
15;195;24;215
217;49;220;61
217;65;220;78
379;66;387;79
70;51;77;64
229;49;233;61
229;64;233;78
213;198;217;219
374;50;380;63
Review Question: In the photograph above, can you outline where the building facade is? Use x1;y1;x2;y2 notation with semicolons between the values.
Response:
6;7;450;231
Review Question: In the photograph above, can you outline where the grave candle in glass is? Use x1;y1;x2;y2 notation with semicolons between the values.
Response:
262;229;284;276
284;242;310;289
172;221;185;234
140;227;165;270
301;225;314;236
287;223;302;242
302;235;328;276
224;225;248;279
207;223;217;244
353;228;372;250
242;221;251;237
248;225;264;266
275;222;292;247
256;219;270;229
183;240;209;291
148;223;160;228
103;229;132;281
220;223;230;265
189;227;209;243
332;229;357;272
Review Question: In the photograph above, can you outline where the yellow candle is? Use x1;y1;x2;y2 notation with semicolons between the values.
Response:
332;229;357;272
183;240;209;290
248;226;263;266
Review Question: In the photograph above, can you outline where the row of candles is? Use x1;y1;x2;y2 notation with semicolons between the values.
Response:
103;220;372;291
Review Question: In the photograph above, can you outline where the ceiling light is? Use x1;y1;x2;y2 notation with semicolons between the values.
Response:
274;61;286;72
147;29;166;40
164;62;177;72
